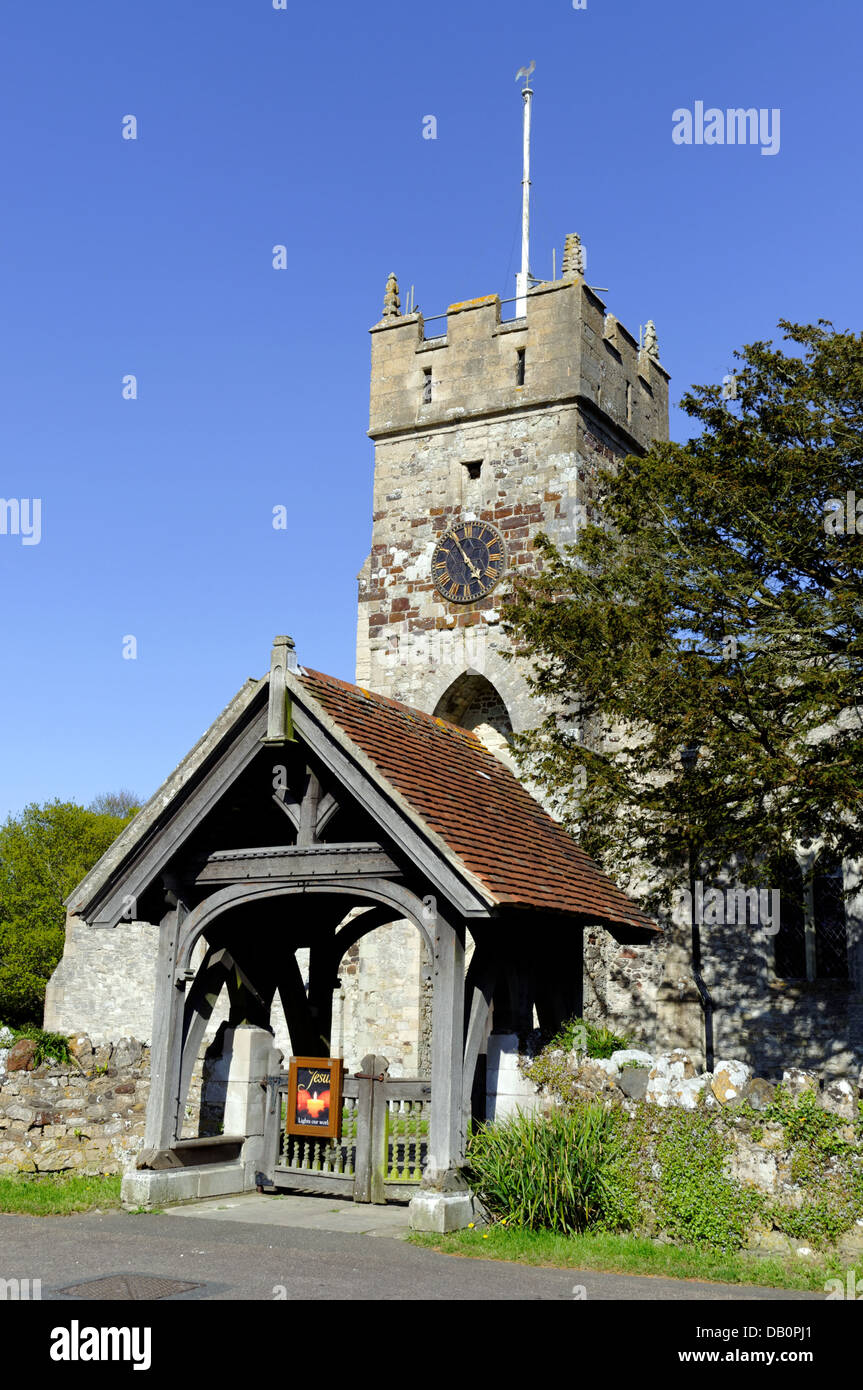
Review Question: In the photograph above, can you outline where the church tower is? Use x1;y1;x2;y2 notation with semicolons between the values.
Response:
347;81;670;1076
346;255;670;1076
356;254;670;735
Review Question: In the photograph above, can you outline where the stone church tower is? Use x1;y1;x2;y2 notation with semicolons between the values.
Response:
344;244;670;1074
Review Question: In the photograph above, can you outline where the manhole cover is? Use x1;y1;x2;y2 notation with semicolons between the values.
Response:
60;1274;202;1301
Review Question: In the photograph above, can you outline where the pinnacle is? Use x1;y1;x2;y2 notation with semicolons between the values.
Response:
561;233;585;278
383;272;401;321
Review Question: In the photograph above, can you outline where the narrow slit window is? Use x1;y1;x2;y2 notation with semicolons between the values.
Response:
516;348;526;386
422;368;432;403
626;381;632;423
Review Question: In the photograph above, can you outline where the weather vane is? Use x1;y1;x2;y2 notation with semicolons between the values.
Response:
515;60;535;90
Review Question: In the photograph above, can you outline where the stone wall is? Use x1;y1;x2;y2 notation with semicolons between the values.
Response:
45;913;294;1067
0;1029;250;1174
0;1033;151;1175
44;914;160;1044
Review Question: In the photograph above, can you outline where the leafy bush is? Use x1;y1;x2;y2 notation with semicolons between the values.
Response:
466;1105;620;1234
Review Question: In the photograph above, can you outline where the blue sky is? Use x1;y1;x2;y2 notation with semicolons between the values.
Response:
1;0;861;820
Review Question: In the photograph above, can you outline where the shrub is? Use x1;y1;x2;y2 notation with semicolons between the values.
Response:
466;1105;620;1234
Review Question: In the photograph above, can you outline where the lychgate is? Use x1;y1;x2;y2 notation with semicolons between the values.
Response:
53;636;656;1230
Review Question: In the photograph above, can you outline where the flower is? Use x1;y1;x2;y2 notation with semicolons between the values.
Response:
467;1222;475;1228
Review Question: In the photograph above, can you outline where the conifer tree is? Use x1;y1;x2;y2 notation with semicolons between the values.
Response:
503;321;863;900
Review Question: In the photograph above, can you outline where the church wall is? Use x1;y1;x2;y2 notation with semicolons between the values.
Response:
336;922;429;1077
582;901;863;1080
44;914;160;1045
44;912;294;1065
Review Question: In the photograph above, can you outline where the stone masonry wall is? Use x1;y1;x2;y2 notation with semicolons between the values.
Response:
0;1030;242;1174
44;914;160;1044
0;1034;152;1175
582;915;863;1081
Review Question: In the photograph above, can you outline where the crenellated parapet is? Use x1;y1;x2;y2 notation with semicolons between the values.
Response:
369;273;669;450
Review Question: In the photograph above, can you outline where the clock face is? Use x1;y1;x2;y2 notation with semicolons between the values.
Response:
432;520;506;603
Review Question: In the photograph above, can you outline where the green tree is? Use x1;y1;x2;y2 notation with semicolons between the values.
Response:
503;320;863;900
0;799;136;1024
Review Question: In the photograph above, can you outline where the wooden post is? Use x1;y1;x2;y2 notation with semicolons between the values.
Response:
354;1052;377;1203
461;947;497;1134
427;914;466;1179
260;1078;282;1187
143;902;187;1151
370;1057;389;1204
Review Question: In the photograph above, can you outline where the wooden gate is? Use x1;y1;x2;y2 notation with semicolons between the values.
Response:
263;1054;430;1203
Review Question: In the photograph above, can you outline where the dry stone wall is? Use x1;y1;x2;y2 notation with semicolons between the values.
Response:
0;1032;150;1175
0;1030;219;1175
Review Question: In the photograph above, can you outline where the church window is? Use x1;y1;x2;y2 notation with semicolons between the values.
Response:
422;368;432;403
626;381;632;423
516;348;526;386
773;853;849;981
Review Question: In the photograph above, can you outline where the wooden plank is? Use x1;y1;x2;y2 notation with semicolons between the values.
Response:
276;951;320;1057
260;1078;282;1187
333;905;404;962
176;947;233;1126
143;902;184;1151
289;701;492;919
382;1080;431;1102
172;1134;246;1150
175;877;439;972
91;710;269;926
297;768;321;847
194;844;398;884
461;947;497;1125
315;791;339;837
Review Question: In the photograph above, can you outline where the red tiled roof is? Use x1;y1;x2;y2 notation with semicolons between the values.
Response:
297;669;658;935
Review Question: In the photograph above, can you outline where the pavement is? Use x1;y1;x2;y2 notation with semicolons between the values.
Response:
0;1192;824;1301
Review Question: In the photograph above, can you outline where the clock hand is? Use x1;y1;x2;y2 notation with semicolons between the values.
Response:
451;534;482;580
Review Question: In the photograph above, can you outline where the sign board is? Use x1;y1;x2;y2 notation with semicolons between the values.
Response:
285;1056;343;1139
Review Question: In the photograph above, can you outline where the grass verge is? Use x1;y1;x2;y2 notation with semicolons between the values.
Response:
408;1226;842;1292
0;1172;123;1216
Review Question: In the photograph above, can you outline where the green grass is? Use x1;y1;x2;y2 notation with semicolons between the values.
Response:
408;1225;843;1292
0;1172;122;1215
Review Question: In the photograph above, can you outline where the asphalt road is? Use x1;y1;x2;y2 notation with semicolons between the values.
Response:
0;1199;822;1302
